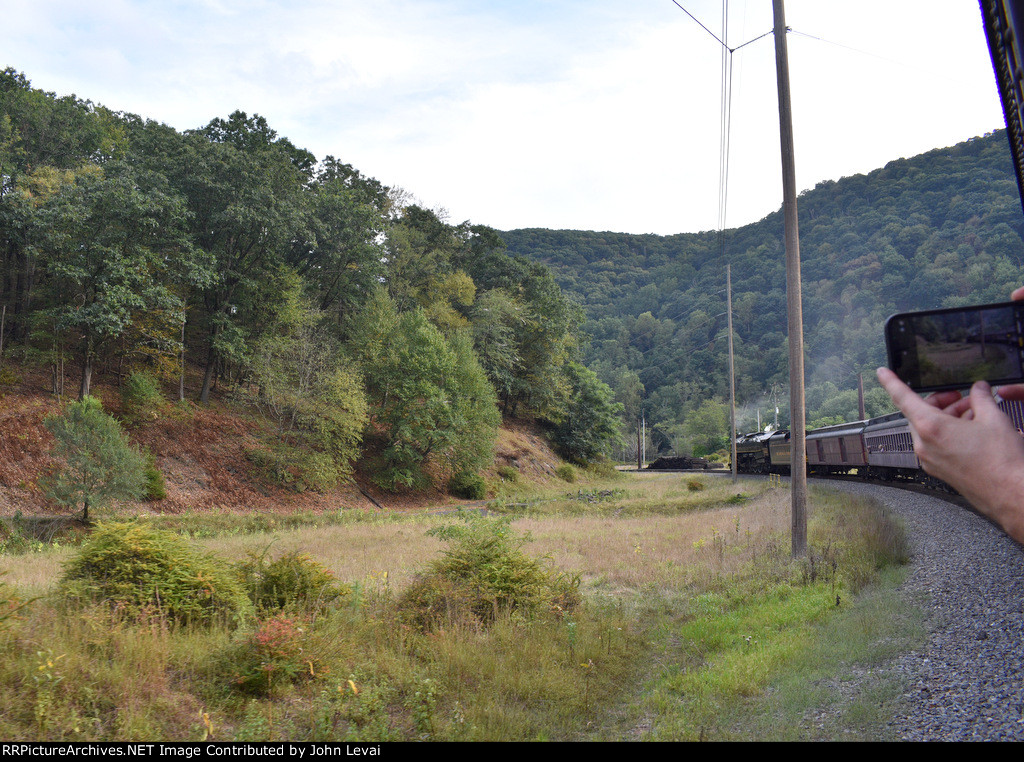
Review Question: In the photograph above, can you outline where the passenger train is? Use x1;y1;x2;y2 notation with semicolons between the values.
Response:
735;3;1024;493
734;399;1024;488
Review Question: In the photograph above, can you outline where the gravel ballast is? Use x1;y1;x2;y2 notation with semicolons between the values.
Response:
823;480;1024;741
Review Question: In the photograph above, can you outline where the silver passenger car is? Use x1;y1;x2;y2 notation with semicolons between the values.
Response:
863;412;918;477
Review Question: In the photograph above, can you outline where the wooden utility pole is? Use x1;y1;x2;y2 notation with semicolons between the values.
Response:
727;264;737;479
637;419;642;472
773;0;808;557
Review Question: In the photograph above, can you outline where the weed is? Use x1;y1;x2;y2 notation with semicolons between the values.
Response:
687;479;706;492
408;678;437;740
32;649;66;736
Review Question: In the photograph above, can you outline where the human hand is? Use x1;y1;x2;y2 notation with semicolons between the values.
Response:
877;367;1024;543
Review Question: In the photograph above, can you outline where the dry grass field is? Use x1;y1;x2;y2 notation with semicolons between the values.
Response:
0;472;914;741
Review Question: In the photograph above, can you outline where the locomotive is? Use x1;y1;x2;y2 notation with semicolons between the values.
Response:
735;398;1024;485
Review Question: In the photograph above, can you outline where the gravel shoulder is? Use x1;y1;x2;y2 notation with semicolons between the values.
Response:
821;479;1024;741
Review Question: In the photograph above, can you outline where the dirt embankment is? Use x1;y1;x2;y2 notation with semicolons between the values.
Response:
0;368;563;518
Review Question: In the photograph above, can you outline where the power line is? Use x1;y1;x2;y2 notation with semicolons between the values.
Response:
670;0;726;48
670;1;773;53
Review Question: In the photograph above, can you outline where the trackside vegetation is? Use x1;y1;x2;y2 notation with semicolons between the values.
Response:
0;474;916;741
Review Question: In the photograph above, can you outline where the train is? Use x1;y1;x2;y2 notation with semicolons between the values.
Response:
734;398;1024;488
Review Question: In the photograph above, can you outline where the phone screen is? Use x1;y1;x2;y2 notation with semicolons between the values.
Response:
885;302;1024;392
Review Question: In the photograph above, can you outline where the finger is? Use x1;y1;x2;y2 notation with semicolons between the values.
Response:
994;384;1024;402
1012;286;1024;301
943;396;973;417
927;390;963;409
877;367;935;419
969;380;1005;421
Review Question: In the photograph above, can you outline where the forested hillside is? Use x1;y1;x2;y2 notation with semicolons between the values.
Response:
501;130;1024;456
0;68;620;506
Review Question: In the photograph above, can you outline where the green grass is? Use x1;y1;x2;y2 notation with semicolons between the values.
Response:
0;475;921;741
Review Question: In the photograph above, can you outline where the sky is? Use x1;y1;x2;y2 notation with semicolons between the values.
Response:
2;0;1009;235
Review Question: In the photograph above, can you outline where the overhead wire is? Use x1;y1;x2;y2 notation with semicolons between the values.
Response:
605;2;775;405
717;1;733;254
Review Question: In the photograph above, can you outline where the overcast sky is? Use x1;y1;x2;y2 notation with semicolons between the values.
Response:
3;1;1008;235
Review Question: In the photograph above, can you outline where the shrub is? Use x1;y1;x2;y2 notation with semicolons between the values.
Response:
246;445;351;493
584;460;619;479
496;465;519;483
397;514;581;630
449;472;487;500
555;463;577;483
120;372;165;422
235;548;347;613
225;614;313;696
687;479;706;492
60;522;252;626
143;452;167;501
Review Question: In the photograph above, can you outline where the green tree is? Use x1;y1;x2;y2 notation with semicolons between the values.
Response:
548;362;622;463
34;161;194;398
288;156;387;321
350;290;499;491
470;288;525;403
42;396;147;521
176;118;307;402
684;398;730;456
249;279;367;487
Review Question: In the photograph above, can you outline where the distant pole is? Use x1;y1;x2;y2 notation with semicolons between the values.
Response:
637;419;642;471
774;0;808;558
727;264;737;480
642;412;646;467
857;372;866;420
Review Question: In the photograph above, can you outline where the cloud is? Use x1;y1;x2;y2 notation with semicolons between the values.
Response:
1;0;1007;234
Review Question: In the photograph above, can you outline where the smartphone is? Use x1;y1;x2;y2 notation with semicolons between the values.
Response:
885;301;1024;392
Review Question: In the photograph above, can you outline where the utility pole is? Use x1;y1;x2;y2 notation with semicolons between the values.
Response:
642;412;646;469
637;419;642;472
773;0;807;557
727;264;737;479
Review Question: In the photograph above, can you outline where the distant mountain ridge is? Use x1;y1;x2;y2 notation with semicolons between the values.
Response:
498;130;1024;448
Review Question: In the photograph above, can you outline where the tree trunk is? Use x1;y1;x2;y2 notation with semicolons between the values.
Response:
200;339;216;403
79;346;93;400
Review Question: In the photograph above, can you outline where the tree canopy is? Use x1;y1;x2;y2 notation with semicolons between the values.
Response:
1;68;621;500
